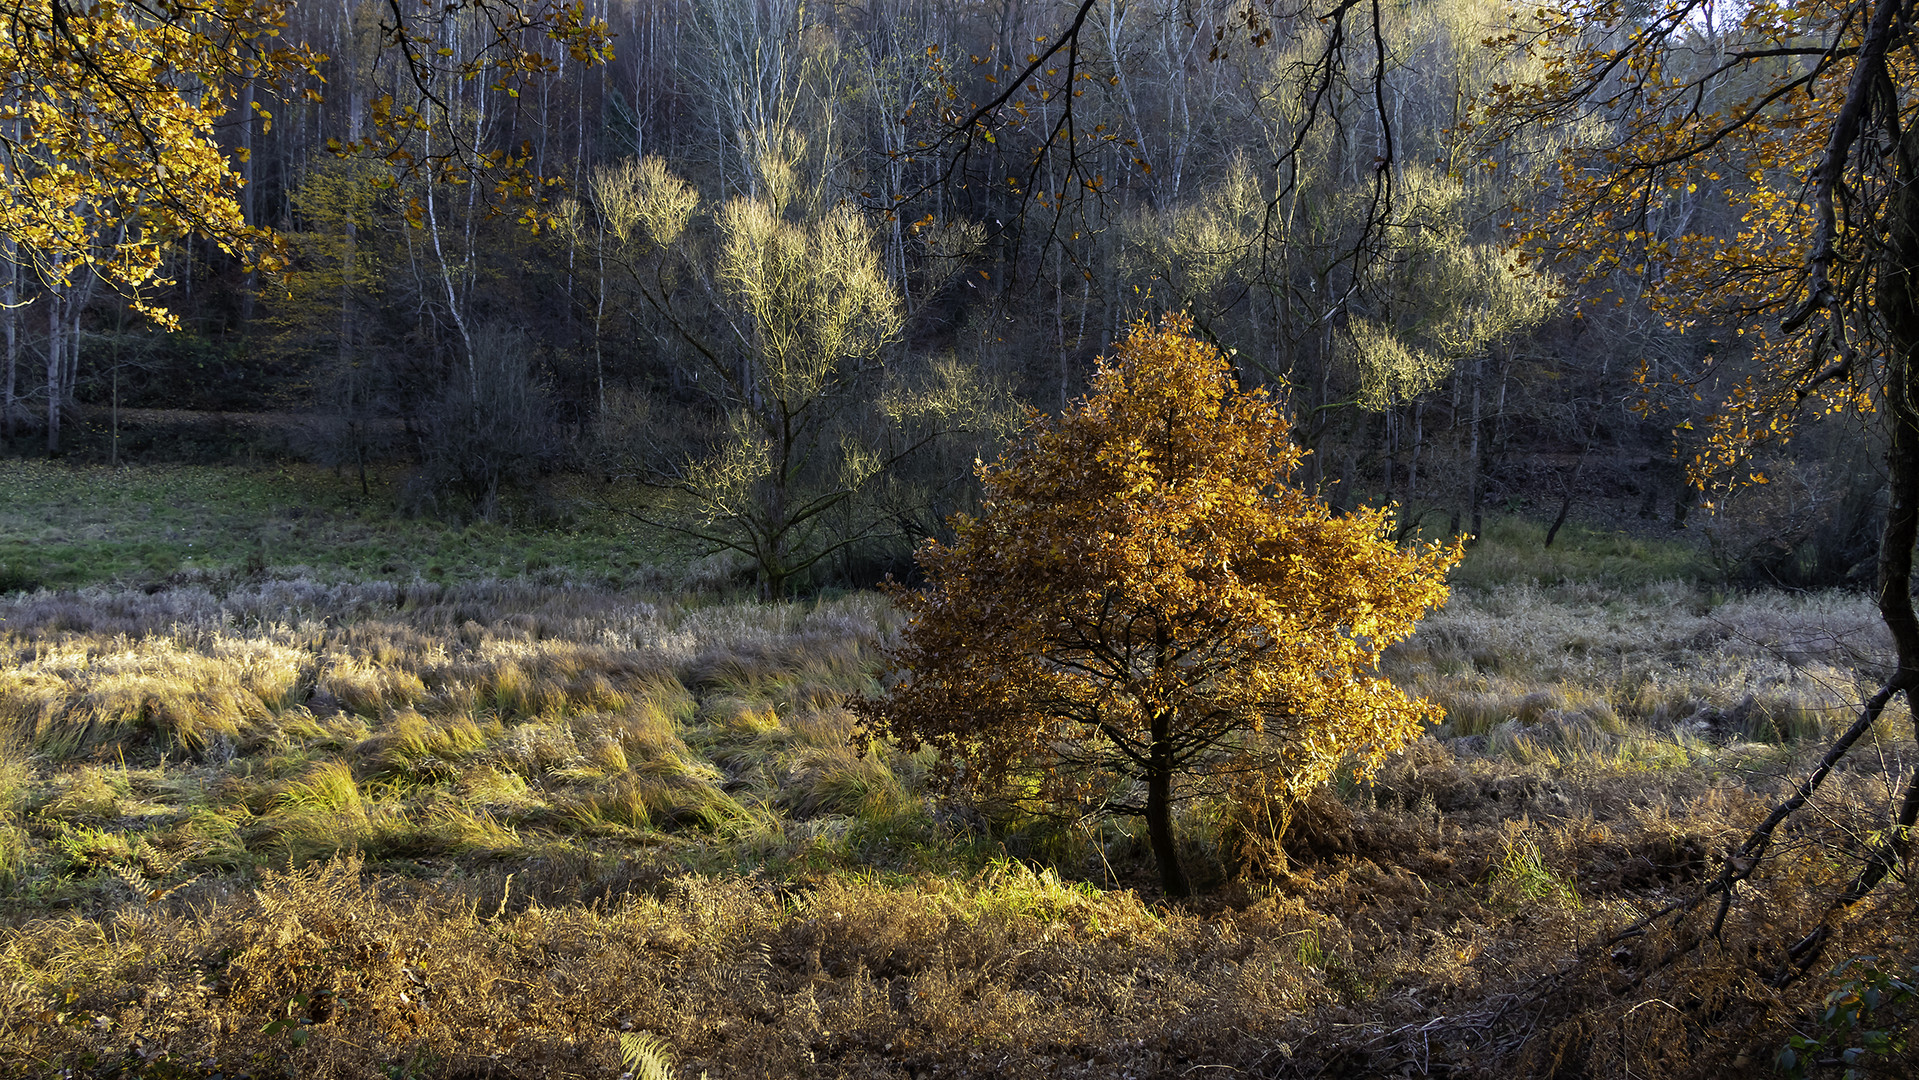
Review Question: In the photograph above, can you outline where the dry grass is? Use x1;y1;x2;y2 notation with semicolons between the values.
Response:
3;760;1907;1079
0;580;912;894
1389;583;1903;757
0;575;1913;1078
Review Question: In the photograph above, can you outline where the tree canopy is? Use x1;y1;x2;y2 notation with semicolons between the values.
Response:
0;0;608;312
0;0;314;318
856;316;1460;896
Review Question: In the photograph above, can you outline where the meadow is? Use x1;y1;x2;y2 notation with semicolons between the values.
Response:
0;464;1914;1078
0;460;694;595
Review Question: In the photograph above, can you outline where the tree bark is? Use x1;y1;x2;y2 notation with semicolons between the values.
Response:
423;135;473;380
1754;127;1919;976
1545;414;1598;548
3;240;16;441
1817;122;1919;925
241;75;257;326
1406;398;1424;506
1465;354;1483;540
1337;418;1358;515
1781;268;1919;971
109;331;119;467
1146;707;1189;898
68;263;94;418
1381;407;1395;504
1874;130;1919;689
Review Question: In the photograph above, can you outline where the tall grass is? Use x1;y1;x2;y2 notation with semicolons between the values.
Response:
1390;581;1899;756
0;579;916;899
0;572;1913;1078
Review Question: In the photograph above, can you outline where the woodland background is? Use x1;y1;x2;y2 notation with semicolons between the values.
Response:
3;0;1869;589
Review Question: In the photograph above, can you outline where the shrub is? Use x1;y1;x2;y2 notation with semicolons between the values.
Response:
406;327;562;522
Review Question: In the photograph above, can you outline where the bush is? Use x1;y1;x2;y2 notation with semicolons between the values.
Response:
1705;457;1879;589
406;328;562;521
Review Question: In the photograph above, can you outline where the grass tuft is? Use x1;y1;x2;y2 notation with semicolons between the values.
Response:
40;765;128;821
1485;821;1582;911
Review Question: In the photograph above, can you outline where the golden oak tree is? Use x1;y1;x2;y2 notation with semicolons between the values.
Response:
1484;0;1919;966
856;316;1459;897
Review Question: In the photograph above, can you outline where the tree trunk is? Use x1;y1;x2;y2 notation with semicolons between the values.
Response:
45;284;64;456
1778;252;1919;970
110;342;119;467
1055;244;1068;410
3;241;16;441
69;265;93;415
241;75;257;327
1544;418;1597;548
1146;708;1189;898
594;238;607;425
1881;128;1919;685
423;140;474;378
1337;417;1358;515
1747;130;1919;976
1406;398;1424;506
1543;492;1573;547
1466;354;1484;540
1382;407;1399;505
1830;125;1919;914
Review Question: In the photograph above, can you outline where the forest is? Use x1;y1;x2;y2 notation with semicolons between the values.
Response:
2;0;1918;1077
4;0;1755;570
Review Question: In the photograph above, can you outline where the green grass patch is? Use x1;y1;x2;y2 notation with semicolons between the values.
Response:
1450;514;1709;590
0;460;695;592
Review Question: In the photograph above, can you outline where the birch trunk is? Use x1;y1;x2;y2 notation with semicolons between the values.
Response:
45;283;64;455
3;241;17;441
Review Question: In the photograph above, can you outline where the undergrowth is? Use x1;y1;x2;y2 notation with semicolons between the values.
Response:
0;574;1912;1078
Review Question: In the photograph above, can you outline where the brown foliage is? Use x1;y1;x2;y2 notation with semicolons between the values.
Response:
4;744;1910;1080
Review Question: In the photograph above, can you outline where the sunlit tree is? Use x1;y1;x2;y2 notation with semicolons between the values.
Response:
857;315;1460;896
588;151;1008;594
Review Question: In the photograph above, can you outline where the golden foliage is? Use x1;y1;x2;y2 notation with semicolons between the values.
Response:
1482;0;1912;483
1;0;611;325
859;316;1461;891
0;0;315;320
589;156;700;250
